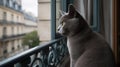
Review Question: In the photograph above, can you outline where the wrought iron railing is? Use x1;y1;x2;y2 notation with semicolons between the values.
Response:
0;34;26;42
0;37;68;67
0;20;24;25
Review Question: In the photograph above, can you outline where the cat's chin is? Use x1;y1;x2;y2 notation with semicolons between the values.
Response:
57;32;65;36
60;32;68;36
57;29;69;36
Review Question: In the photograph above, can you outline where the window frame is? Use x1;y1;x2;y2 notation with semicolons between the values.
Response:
91;0;100;32
51;0;101;40
51;0;73;40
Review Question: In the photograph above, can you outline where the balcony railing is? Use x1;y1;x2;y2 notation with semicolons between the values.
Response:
0;34;26;42
0;20;36;27
0;20;24;25
0;37;68;67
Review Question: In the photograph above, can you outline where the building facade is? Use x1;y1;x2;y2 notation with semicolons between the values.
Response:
0;0;37;61
23;12;37;34
38;0;51;41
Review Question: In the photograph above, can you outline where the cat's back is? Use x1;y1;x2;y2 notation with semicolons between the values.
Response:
75;32;116;67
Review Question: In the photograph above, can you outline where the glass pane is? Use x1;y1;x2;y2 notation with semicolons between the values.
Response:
56;0;61;31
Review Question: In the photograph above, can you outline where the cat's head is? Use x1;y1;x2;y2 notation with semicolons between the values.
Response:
57;4;87;37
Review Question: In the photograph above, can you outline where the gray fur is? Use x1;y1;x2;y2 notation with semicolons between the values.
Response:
57;4;115;67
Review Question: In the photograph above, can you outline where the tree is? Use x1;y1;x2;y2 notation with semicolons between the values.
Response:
22;31;40;48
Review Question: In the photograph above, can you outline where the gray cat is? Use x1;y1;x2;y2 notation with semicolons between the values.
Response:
57;4;115;67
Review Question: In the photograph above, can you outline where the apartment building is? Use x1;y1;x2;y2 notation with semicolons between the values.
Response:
38;0;51;41
0;0;37;61
23;12;37;34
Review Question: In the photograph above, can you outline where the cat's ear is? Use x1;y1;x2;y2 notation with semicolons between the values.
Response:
68;4;76;17
59;10;66;16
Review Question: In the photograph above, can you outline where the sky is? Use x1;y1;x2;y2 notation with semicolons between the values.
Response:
22;0;38;17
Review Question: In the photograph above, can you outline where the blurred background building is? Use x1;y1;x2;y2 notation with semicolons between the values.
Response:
0;0;37;61
38;0;51;41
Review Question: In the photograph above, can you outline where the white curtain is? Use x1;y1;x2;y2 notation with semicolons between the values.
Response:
73;0;86;20
102;0;112;46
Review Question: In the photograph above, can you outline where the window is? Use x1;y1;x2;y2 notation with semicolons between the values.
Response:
73;0;100;32
6;0;10;6
17;16;19;22
12;47;14;51
3;12;7;20
2;42;7;54
13;2;16;8
13;2;18;10
17;45;20;49
0;0;4;5
3;49;7;54
18;5;21;10
11;14;14;22
17;26;19;34
51;0;71;39
55;0;73;24
11;41;14;51
3;0;7;6
11;27;14;35
3;27;7;37
15;4;18;10
17;40;20;49
9;0;13;7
